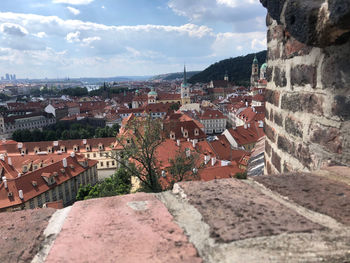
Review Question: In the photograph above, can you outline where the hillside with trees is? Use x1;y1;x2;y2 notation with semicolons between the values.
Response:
150;71;200;81
189;50;267;86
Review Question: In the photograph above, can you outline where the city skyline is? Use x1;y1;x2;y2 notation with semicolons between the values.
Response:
0;0;267;78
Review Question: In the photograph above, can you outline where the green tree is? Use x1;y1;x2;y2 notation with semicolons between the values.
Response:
32;129;43;141
170;103;180;111
21;129;33;142
168;148;201;189
61;130;70;140
110;116;164;193
76;168;131;200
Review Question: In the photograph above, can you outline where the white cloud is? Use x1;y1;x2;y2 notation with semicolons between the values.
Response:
81;36;101;46
66;31;81;42
33;32;47;38
101;5;105;9
53;0;93;5
0;23;28;37
67;6;80;15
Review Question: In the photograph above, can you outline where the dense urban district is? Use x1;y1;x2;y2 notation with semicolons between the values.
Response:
0;55;267;211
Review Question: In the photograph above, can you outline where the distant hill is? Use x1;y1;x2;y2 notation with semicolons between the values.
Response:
189;51;267;86
151;71;201;81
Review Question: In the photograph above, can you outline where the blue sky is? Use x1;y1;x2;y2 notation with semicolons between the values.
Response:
0;0;267;78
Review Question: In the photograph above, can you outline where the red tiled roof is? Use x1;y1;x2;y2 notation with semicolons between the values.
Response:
227;124;264;146
199;110;226;120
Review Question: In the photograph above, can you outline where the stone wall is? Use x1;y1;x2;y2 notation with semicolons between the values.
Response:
261;0;350;174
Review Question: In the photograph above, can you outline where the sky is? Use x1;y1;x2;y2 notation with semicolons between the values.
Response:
0;0;267;78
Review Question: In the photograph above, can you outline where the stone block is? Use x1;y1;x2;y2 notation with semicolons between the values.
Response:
264;123;276;143
291;65;317;89
310;125;342;154
265;107;270;120
266;66;273;82
265;139;272;157
285;116;303;138
296;144;312;169
271;149;282;173
277;135;295;155
283;36;312;58
332;95;350;121
265;89;280;107
274;111;283;126
281;93;323;115
274;67;287;87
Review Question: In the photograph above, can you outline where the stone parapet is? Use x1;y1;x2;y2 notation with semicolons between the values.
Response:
261;0;350;173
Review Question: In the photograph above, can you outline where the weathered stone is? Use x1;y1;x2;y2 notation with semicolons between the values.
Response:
291;65;317;88
285;116;303;138
310;126;342;154
332;95;350;121
281;93;323;115
268;44;281;60
283;36;312;58
322;41;350;89
266;66;273;82
265;139;272;157
269;108;274;122
271;149;282;173
274;67;287;87
265;89;280;107
277;135;294;155
265;107;270;120
274;112;283;126
296;144;312;169
283;161;292;173
262;0;350;47
266;158;272;174
264;123;276;143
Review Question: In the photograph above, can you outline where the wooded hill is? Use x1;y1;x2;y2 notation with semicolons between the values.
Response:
189;50;267;86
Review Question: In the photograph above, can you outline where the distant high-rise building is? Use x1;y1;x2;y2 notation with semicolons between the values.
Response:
5;74;9;80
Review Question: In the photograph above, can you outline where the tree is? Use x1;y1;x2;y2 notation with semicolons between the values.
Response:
110;116;164;193
170;103;180;111
76;168;131;200
168;148;201;188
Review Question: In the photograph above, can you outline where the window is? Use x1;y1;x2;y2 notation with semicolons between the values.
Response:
100;161;104;167
58;185;63;200
45;192;50;203
29;199;35;209
87;153;90;158
112;161;115;166
65;182;70;201
37;195;42;207
93;153;96;158
52;189;57;201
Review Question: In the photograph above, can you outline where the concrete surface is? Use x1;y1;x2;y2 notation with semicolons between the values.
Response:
0;208;55;263
1;166;350;263
45;193;201;263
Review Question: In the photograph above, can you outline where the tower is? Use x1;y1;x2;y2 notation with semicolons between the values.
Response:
181;66;191;105
148;87;157;104
250;55;259;86
224;71;229;81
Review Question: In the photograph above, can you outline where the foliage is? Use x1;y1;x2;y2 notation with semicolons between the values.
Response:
76;168;132;201
11;122;120;142
234;172;248;180
167;148;200;189
61;87;88;97
170;103;180;111
189;50;267;86
0;93;11;101
110;116;164;193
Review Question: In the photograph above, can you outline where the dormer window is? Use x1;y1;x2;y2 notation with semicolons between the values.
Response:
98;143;104;150
86;145;91;151
194;129;199;136
47;147;53;153
34;147;40;154
60;146;66;152
170;132;175;140
41;173;56;186
21;149;27;155
183;130;188;138
73;145;79;152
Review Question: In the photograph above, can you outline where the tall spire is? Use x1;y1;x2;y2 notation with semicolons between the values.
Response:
183;65;187;85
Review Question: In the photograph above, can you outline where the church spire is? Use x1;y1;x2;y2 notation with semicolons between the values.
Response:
183;65;187;85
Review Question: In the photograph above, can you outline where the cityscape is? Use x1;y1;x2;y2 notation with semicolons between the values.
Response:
0;1;349;263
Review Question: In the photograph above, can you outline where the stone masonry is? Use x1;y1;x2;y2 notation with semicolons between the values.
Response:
261;0;350;173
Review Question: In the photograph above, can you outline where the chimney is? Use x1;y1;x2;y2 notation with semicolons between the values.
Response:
176;139;180;147
17;143;23;149
17;173;21;178
211;157;216;166
186;148;191;157
2;177;7;188
192;140;196;148
204;155;210;164
83;139;87;145
62;158;68;168
161;170;166;178
245;101;248;107
244;124;247;129
248;123;250;128
0;154;4;161
70;152;75;158
19;190;23;200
